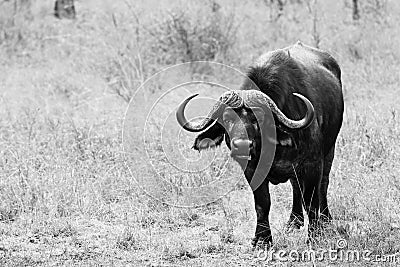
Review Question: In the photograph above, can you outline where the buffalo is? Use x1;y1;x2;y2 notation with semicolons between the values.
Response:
176;41;344;247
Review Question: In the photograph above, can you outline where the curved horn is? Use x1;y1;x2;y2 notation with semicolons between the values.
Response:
176;91;242;132
244;90;315;129
291;93;315;129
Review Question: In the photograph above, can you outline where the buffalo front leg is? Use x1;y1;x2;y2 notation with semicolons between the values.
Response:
287;177;304;229
251;182;272;248
299;160;323;242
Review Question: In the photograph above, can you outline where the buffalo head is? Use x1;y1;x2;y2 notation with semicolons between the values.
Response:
176;90;314;164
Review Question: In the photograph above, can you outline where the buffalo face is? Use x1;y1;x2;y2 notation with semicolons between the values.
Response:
223;107;266;162
189;106;266;162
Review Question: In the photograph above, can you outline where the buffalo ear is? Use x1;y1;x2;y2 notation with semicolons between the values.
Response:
193;122;225;151
276;128;297;148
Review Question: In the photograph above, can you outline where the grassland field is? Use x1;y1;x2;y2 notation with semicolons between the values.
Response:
0;0;400;266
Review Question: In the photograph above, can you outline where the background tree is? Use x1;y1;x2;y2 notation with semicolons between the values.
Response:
353;0;360;20
54;0;76;19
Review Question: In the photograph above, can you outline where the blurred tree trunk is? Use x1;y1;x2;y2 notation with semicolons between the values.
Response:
263;0;285;21
276;0;284;18
54;0;76;19
352;0;360;20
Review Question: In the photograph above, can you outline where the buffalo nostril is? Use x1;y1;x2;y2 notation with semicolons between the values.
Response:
249;140;255;149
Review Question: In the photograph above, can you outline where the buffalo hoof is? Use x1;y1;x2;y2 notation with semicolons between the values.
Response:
251;236;272;249
286;215;304;231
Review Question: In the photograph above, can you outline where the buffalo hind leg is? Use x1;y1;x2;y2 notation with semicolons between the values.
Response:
320;146;335;223
251;182;272;248
299;160;323;242
287;177;304;229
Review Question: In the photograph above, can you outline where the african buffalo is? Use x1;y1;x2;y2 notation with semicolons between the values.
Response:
176;41;344;247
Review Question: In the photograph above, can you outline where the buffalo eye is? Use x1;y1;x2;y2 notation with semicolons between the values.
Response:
222;108;237;131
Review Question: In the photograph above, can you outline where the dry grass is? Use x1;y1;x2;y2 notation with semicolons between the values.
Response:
0;0;400;266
